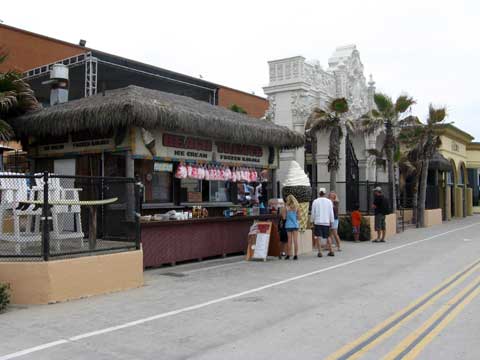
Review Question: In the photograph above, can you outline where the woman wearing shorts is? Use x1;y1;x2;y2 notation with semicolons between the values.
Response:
281;195;301;260
329;191;341;251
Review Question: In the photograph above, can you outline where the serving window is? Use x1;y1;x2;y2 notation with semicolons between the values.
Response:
135;159;266;206
135;160;173;203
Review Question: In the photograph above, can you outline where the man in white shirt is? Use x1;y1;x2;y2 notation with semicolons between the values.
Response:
311;188;335;257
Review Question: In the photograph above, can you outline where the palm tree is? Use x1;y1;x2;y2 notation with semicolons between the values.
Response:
305;98;352;191
0;49;40;141
397;138;422;224
416;106;446;227
361;93;416;213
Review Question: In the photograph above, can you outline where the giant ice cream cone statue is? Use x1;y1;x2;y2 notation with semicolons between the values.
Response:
280;161;312;232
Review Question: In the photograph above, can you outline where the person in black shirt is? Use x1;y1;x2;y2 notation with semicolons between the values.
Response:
372;187;389;242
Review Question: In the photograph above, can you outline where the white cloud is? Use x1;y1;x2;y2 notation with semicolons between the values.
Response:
3;0;479;137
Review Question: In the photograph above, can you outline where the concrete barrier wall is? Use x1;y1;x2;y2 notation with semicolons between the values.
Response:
0;250;144;304
297;229;313;254
365;213;397;240
424;209;443;227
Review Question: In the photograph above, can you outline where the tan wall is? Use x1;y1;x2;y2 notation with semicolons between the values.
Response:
0;24;87;73
0;250;143;304
455;187;464;218
365;213;397;240
438;136;468;166
424;209;443;227
296;229;312;254
217;87;269;119
398;209;413;223
466;148;480;169
445;185;452;220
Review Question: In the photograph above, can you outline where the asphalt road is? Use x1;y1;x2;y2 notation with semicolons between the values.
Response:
1;216;480;360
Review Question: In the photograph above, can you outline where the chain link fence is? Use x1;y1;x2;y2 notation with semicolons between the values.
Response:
0;172;141;261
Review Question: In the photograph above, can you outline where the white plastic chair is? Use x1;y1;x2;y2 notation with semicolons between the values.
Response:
0;172;42;253
33;174;84;245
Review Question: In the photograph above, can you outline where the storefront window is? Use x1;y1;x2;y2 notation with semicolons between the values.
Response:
181;178;203;203
210;181;231;202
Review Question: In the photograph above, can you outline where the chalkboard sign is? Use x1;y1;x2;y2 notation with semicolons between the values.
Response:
246;221;272;261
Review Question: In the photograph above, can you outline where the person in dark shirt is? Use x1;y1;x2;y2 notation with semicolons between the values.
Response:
372;187;389;243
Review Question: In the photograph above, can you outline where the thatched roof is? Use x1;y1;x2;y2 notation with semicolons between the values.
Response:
429;152;452;171
15;85;304;148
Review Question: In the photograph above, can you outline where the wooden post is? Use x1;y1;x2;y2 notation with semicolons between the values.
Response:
88;206;97;250
125;151;135;222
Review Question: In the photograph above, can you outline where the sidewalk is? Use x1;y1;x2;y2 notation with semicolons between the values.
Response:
1;216;479;359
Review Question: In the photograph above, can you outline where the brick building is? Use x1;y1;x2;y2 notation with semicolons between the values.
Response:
0;23;268;118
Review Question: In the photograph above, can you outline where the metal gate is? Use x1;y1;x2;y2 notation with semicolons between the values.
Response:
346;135;359;211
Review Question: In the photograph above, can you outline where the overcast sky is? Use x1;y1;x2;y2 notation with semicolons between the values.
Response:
3;0;479;138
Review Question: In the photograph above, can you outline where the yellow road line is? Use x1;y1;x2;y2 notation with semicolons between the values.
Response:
326;259;480;360
383;276;480;360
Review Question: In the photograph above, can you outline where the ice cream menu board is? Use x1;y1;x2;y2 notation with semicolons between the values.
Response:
246;222;272;261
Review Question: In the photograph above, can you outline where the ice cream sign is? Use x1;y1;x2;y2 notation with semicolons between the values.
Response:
135;129;277;167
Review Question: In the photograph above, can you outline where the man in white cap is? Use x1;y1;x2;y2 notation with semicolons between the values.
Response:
311;188;335;257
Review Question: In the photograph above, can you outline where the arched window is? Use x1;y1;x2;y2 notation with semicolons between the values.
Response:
459;163;466;186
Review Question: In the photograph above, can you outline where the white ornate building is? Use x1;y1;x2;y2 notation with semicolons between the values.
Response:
264;45;388;211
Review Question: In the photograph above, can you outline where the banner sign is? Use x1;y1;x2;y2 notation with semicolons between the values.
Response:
38;138;114;156
135;129;277;168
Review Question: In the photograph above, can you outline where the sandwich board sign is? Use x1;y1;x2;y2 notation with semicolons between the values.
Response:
246;221;272;261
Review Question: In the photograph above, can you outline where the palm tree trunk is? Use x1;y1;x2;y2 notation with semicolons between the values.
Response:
385;122;397;213
330;169;337;191
311;133;317;197
387;156;396;213
328;126;340;192
418;159;429;227
411;175;419;225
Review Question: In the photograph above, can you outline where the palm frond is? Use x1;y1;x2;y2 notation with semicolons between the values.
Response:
394;147;402;163
374;93;393;113
398;156;417;177
0;118;14;141
367;148;384;158
398;115;421;128
305;107;327;131
428;105;447;124
344;118;356;133
329;98;349;114
395;94;415;114
361;114;384;134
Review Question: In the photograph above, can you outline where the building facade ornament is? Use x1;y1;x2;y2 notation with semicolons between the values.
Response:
263;45;380;193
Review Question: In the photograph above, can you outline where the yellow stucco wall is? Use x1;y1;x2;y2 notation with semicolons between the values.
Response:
424;209;443;227
455;187;464;218
365;214;397;240
0;250;144;304
438;135;468;181
466;188;473;216
467;147;480;168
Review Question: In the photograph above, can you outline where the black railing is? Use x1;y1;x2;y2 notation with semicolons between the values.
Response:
0;172;141;261
314;181;392;215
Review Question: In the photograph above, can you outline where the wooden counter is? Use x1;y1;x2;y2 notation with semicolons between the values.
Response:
141;215;279;268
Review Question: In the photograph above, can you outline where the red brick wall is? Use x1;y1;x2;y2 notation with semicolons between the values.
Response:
218;87;269;119
0;24;87;72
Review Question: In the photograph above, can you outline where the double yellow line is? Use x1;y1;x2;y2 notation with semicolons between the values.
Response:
326;259;480;360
